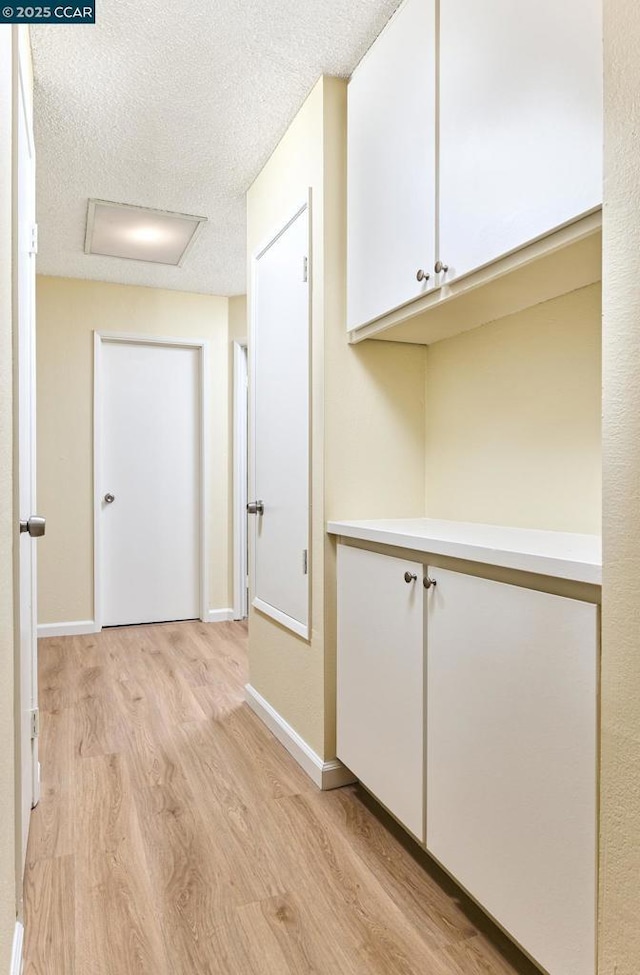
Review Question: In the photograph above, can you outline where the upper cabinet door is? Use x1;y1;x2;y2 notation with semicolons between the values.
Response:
347;0;437;331
438;0;603;283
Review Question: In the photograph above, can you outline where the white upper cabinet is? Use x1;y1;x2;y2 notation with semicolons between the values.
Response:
347;0;437;331
438;0;603;283
346;0;603;338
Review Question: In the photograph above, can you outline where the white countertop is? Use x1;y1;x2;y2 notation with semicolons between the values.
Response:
327;518;602;585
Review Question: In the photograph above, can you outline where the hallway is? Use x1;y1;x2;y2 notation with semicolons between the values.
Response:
23;622;537;975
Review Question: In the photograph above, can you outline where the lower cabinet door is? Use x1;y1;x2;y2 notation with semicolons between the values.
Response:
337;544;424;841
426;569;598;975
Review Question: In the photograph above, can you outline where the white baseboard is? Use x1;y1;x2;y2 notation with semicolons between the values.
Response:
37;619;99;639
321;757;358;791
205;608;235;623
10;921;23;975
245;684;356;791
38;612;236;635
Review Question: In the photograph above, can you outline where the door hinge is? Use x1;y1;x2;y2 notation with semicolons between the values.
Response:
302;255;308;283
29;223;38;256
303;549;308;575
30;707;40;740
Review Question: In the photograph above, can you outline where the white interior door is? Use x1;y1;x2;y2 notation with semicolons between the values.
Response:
251;203;310;639
98;338;202;627
438;0;603;282
16;41;40;881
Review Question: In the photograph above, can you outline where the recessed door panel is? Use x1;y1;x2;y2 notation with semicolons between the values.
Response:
252;205;310;637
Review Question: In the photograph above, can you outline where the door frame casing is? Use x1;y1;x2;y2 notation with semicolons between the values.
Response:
93;331;210;628
249;194;312;640
232;339;248;620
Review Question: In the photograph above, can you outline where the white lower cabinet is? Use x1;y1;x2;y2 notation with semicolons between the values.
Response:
336;544;424;841
427;569;598;975
337;547;599;975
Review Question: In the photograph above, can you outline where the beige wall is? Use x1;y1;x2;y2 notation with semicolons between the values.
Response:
36;276;234;624
0;26;16;970
599;1;640;970
247;77;426;758
425;284;602;534
228;294;247;344
247;78;328;756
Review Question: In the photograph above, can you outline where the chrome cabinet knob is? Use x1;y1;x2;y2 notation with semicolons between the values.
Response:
404;571;417;583
247;500;264;516
423;576;437;589
104;493;115;504
434;261;448;274
416;269;430;283
20;515;46;538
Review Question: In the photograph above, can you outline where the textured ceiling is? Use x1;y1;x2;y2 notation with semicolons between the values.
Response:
32;0;401;296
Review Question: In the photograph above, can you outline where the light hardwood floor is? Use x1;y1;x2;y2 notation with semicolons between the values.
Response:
24;621;539;975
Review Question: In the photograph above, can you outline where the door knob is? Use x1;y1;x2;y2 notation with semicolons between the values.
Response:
434;261;448;274
416;269;430;283
423;576;437;589
404;571;417;583
247;500;264;516
104;493;115;504
20;515;46;538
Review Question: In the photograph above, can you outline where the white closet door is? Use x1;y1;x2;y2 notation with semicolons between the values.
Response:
99;339;201;627
337;545;424;840
439;0;603;282
347;0;437;330
427;569;598;975
16;40;39;875
252;204;310;638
